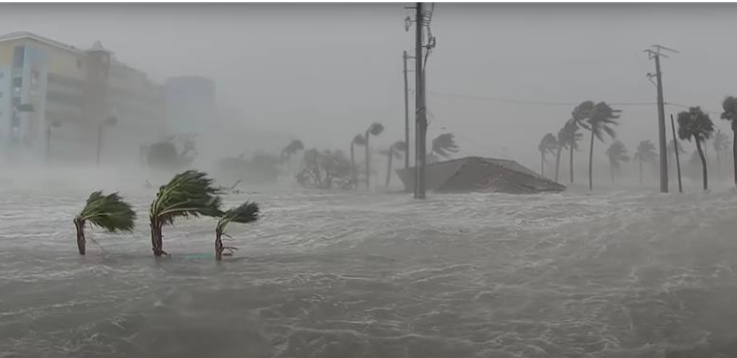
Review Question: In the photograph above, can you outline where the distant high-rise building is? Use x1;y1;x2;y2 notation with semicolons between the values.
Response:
164;76;216;136
0;31;167;164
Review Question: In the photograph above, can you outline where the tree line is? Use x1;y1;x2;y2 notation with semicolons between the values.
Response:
538;96;737;191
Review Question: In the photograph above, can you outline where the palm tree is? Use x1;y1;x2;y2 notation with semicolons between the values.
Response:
678;107;715;190
149;170;223;257
538;133;558;178
605;141;629;183
74;191;136;255
364;123;384;189
350;134;366;189
575;101;621;191
215;202;260;261
429;133;459;163
713;129;729;181
555;120;582;183
632;140;658;185
721;96;737;187
280;139;304;174
382;141;407;187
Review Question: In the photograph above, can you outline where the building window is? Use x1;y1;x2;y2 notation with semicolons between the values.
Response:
12;46;25;68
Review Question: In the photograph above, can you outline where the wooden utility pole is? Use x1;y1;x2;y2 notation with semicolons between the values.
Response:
414;2;426;199
645;44;678;193
671;114;683;193
403;50;413;169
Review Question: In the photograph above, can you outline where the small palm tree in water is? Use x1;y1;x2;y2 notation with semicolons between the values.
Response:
605;140;629;184
632;140;657;185
380;140;407;187
74;191;136;255
713;129;730;181
364;123;384;189
149;170;223;257
350;134;366;189
678;106;715;191
537;133;558;178
215;201;260;261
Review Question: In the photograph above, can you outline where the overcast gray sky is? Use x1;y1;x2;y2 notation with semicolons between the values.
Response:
1;3;736;169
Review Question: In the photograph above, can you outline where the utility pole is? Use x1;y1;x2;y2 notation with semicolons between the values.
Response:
670;114;683;193
403;50;414;170
645;44;678;193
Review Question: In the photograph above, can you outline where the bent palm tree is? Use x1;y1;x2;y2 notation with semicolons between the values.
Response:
721;96;737;187
430;133;460;160
678;107;715;191
74;191;136;255
578;101;621;191
632;140;657;185
383;141;407;187
149;170;223;257
215;201;260;261
713;129;729;181
538;133;558;178
350;134;366;189
605;141;629;183
557;121;581;183
364;123;384;189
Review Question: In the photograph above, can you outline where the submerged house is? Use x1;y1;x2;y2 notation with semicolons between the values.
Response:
395;156;566;194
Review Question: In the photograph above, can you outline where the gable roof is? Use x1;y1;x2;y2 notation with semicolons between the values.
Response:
0;31;85;55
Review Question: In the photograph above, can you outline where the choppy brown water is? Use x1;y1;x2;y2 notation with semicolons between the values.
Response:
1;186;737;358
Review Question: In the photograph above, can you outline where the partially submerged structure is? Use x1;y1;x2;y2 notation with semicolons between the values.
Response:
396;156;566;194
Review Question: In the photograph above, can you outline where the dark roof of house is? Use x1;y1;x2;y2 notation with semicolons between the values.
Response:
395;156;566;194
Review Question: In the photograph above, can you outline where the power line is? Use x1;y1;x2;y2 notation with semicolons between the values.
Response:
428;91;657;107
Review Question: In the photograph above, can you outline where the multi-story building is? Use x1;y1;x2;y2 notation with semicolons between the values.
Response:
164;76;216;136
0;31;167;164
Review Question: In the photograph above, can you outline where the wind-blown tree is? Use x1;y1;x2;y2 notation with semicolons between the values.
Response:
295;149;353;190
678;107;715;190
632;140;658;185
557;119;583;183
428;133;459;164
575;101;621;191
73;191;136;255
538;133;558;178
145;135;197;171
149;170;223;257
713;129;730;181
280;139;304;174
605;141;629;183
364;123;384;190
215;201;260;261
381;141;407;187
350;134;366;189
721;96;737;187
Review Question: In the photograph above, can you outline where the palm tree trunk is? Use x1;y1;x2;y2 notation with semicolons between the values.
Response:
696;139;708;191
570;146;574;183
73;217;86;255
385;149;393;187
365;134;371;190
639;157;643;185
215;230;224;261
733;129;737;188
150;218;166;257
610;161;614;184
717;149;721;182
588;131;595;191
554;146;563;182
350;143;356;189
540;152;544;178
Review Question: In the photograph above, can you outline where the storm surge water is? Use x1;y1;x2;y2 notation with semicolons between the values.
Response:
1;184;737;358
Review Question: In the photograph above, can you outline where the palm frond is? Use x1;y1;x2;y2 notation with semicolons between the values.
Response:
77;191;136;232
150;170;223;226
678;107;715;143
352;134;367;146
216;201;260;235
367;123;384;137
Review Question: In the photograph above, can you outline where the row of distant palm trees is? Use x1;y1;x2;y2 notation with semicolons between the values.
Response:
73;170;260;260
539;96;737;191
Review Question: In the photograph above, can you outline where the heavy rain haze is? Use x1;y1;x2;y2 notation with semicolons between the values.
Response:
2;3;737;358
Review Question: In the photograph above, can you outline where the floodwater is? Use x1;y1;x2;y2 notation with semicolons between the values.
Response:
2;183;737;358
